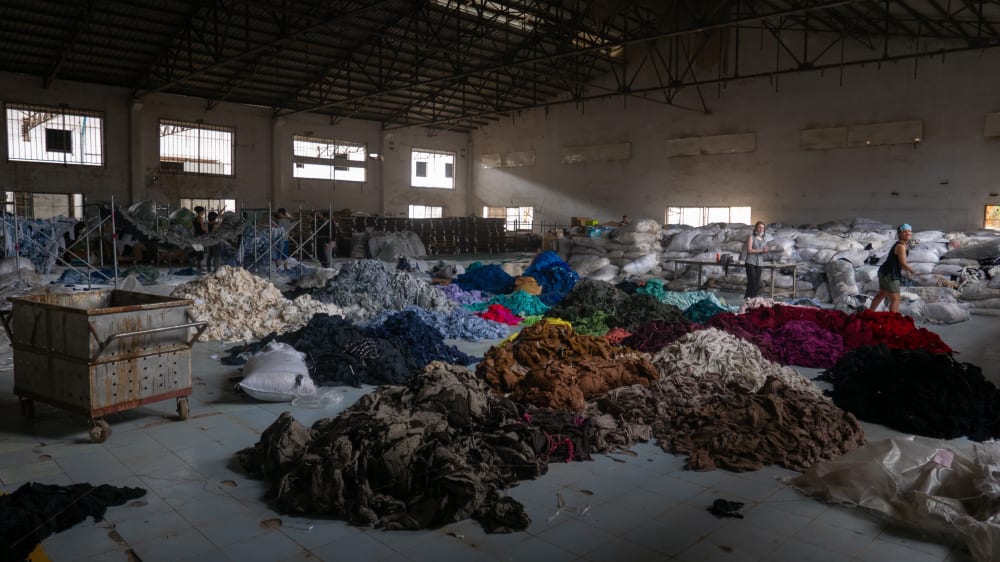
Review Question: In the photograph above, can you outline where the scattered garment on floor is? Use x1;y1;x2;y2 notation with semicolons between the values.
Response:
607;294;688;332
477;320;659;411
0;482;147;562
818;345;1000;441
681;298;729;323
707;499;745;519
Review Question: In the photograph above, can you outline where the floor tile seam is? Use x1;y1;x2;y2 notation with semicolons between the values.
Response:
680;530;788;560
871;529;959;558
788;525;880;557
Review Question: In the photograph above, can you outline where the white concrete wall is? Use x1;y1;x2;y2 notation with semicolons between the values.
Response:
0;71;471;217
0;74;131;202
472;45;1000;232
381;129;472;218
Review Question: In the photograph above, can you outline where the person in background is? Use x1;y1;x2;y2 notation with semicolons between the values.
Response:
744;221;770;299
870;223;918;313
206;211;221;273
274;208;292;271
621;215;630;225
192;206;207;269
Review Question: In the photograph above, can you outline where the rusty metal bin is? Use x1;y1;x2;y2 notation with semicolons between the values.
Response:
2;290;207;442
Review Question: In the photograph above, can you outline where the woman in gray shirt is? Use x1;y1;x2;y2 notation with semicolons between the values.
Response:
744;221;769;299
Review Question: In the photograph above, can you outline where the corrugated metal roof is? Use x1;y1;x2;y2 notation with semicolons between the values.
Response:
0;0;998;132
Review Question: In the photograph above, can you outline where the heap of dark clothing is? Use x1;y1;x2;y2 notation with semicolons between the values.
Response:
223;313;474;386
818;345;1000;441
238;362;598;533
1;483;146;562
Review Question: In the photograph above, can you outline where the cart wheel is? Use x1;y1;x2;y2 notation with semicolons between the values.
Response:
88;420;112;443
176;397;190;421
19;398;35;419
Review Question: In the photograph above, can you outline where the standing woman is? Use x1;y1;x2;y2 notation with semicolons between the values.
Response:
192;206;207;269
744;221;769;299
869;223;917;313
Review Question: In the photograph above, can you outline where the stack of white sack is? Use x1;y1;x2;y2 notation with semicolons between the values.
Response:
563;218;664;281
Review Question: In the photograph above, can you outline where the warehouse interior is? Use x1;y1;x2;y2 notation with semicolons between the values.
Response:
2;1;1000;561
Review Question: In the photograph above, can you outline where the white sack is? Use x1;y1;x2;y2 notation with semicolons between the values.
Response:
588;264;619;282
793;436;1000;562
622;253;660;276
825;260;860;300
923;301;970;324
568;255;610;276
238;342;316;402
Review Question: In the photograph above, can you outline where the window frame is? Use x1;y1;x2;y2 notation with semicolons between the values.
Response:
179;198;237;214
159;118;235;177
5;102;105;166
408;204;443;219
292;135;367;182
666;206;751;227
483;205;534;231
410;148;456;189
3;190;85;219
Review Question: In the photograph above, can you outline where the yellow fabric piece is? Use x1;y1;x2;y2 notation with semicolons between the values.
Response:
513;276;542;295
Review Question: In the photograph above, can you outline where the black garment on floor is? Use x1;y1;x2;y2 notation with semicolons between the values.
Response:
1;482;146;562
707;498;745;519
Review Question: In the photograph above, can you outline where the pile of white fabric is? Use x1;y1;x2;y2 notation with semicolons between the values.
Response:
560;219;665;282
171;266;344;342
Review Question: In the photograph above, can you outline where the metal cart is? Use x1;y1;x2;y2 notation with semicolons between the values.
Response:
2;290;207;443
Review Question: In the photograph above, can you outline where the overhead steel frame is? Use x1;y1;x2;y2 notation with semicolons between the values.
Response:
124;1;1000;131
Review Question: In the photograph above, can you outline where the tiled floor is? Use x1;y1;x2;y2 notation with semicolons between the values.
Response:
1;282;996;562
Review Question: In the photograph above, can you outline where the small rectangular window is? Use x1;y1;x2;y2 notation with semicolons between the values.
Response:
987;205;1000;230
45;129;72;153
409;204;443;219
666;206;751;227
411;148;455;189
483;205;533;231
3;190;85;219
159;119;235;176
179;197;237;214
292;136;366;182
5;103;104;166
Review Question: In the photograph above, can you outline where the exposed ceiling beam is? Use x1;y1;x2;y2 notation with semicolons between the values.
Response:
279;0;859;117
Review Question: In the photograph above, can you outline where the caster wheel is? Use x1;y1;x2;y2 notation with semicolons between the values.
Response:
176;397;190;420
88;420;112;443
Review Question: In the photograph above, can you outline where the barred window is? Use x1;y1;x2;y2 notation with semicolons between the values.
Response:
5;103;104;166
408;204;443;219
292;136;366;182
483;206;533;231
159;119;234;176
411;148;455;189
666;206;751;227
179;198;237;214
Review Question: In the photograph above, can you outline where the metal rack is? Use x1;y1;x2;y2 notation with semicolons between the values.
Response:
0;193;120;288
